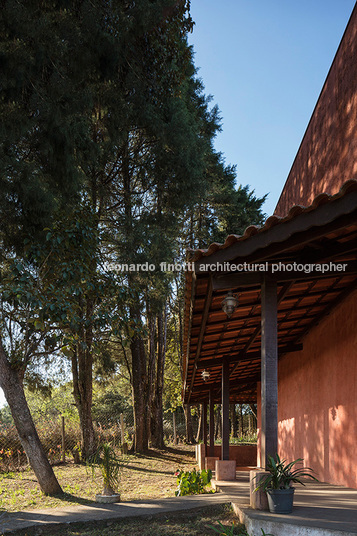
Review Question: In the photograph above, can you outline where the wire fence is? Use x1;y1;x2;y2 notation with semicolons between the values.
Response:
0;405;256;472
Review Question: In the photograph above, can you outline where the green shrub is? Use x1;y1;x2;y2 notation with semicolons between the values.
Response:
174;468;213;496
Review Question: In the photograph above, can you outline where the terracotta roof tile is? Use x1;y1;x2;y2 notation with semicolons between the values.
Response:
187;179;357;262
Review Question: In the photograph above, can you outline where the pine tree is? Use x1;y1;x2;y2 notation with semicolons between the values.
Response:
1;0;268;461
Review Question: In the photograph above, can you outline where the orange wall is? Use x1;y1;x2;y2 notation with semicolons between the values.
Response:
257;3;357;489
212;444;257;466
274;4;357;217
256;290;357;487
277;289;357;488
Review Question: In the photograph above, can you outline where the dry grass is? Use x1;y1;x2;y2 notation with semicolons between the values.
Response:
0;445;198;512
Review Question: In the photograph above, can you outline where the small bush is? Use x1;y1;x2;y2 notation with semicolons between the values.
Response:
174;468;213;496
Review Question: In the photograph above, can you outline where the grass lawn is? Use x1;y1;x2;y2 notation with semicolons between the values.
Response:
0;446;198;512
7;504;249;536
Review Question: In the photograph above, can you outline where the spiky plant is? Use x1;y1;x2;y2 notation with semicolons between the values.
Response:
255;454;318;491
88;443;123;495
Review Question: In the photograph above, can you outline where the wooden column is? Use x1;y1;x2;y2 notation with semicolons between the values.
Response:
202;401;208;450
261;277;278;468
221;357;230;460
209;387;215;456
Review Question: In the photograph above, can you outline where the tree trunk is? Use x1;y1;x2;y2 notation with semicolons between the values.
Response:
130;313;149;452
71;304;96;460
150;308;166;449
147;312;156;445
249;403;258;431
238;404;243;437
184;404;195;443
122;139;149;453
71;348;96;460
230;404;238;438
195;404;202;443
0;341;62;495
215;405;222;440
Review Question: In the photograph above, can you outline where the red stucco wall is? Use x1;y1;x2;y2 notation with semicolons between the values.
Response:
255;3;357;490
213;444;257;466
277;289;357;488
274;4;357;217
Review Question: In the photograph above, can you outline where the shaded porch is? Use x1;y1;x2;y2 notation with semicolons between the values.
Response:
183;181;357;484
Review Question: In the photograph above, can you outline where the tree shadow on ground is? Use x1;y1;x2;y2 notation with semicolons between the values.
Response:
132;447;195;465
54;492;96;506
123;464;174;476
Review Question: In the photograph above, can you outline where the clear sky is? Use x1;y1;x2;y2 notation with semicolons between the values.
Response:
188;0;356;216
0;1;355;410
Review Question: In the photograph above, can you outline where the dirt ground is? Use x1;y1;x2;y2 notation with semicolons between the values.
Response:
0;445;198;512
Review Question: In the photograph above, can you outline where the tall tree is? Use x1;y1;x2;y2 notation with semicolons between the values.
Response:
103;2;213;452
0;0;128;464
0;252;64;493
0;343;62;494
0;0;89;490
28;211;125;459
1;0;268;461
1;0;199;456
149;306;167;449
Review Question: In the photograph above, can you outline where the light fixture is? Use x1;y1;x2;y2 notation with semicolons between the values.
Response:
201;369;210;382
221;291;239;318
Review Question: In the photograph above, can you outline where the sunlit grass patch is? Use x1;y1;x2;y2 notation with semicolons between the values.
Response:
0;445;197;512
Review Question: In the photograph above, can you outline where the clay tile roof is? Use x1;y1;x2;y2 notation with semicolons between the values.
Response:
182;178;357;404
187;179;357;262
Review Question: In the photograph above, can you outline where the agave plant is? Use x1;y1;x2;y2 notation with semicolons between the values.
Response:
255;454;318;491
88;443;123;495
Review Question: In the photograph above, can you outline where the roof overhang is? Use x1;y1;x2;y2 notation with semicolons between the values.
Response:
182;180;357;405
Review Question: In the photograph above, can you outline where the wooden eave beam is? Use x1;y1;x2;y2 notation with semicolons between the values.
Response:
295;240;357;264
226;282;293;380
201;375;260;395
191;300;336;336
212;262;357;291
195;198;357;272
183;271;196;395
194;343;303;370
193;311;324;339
198;338;301;360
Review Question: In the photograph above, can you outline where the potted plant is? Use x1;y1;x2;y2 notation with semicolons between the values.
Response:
254;454;318;514
88;443;123;503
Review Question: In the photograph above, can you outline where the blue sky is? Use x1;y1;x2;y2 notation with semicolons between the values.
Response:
188;0;356;216
0;1;355;409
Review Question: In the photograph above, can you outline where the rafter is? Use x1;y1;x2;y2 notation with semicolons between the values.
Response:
187;275;213;403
